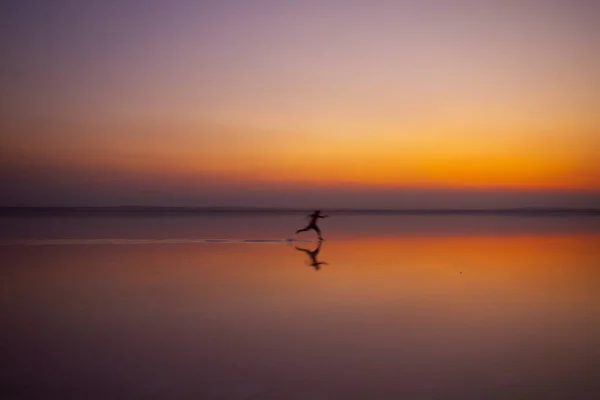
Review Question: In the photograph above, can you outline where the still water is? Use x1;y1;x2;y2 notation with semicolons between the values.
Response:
1;215;599;399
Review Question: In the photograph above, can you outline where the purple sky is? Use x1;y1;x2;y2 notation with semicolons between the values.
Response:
1;0;599;207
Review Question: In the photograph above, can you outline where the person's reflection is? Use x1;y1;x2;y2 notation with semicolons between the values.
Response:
295;240;328;271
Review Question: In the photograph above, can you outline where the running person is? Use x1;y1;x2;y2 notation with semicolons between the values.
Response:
295;210;328;240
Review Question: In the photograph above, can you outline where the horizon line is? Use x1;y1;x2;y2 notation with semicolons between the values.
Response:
1;206;599;216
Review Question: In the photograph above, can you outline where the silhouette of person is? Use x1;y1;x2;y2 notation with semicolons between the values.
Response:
295;240;328;271
295;210;329;240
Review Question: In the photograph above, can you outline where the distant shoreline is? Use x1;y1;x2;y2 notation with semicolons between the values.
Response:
1;206;598;216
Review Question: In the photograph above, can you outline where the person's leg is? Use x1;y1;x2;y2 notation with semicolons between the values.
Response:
295;225;310;234
313;224;323;240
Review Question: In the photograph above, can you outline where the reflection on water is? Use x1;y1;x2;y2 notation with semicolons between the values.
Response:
1;215;599;399
295;240;328;271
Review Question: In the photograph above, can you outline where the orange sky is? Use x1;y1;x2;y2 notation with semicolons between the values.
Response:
1;1;599;205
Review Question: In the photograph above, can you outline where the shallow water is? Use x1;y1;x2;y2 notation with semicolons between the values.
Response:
1;215;599;399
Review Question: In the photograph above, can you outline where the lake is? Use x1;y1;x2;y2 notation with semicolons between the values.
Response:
1;214;599;399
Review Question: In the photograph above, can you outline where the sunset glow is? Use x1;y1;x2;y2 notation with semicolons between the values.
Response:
1;1;598;206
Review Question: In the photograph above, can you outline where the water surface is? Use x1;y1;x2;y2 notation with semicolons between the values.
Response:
1;215;599;399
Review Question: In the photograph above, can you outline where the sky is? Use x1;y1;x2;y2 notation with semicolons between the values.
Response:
1;0;599;208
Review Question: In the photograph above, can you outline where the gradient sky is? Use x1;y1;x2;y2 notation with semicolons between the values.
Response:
1;0;598;207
